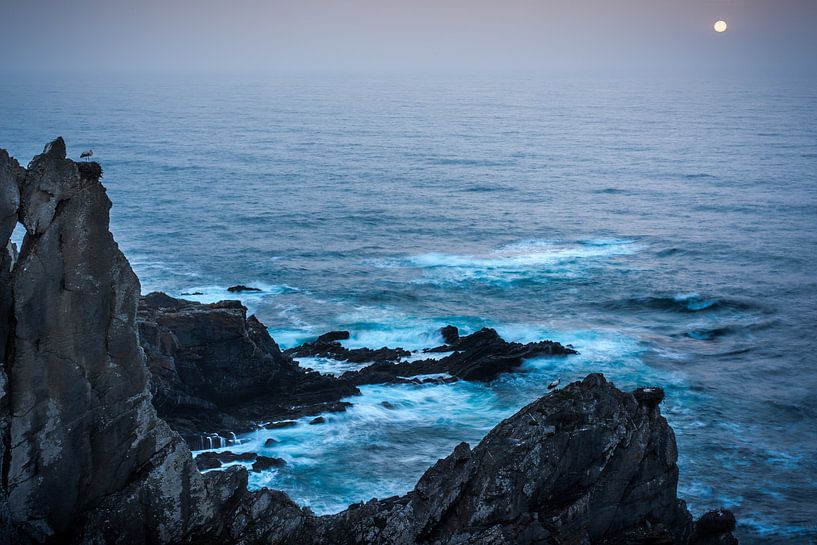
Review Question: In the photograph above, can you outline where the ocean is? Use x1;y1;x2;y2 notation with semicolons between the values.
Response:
1;73;815;542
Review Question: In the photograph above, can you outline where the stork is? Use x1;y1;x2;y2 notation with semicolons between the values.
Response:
80;149;93;161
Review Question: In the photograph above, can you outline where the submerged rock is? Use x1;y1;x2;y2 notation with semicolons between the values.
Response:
227;284;262;292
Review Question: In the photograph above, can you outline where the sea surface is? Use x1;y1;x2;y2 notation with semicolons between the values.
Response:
1;73;816;543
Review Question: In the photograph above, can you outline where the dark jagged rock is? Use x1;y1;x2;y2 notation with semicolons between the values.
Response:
691;509;739;545
286;331;411;364
0;141;737;545
195;451;256;470
263;438;279;448
260;374;727;545
0;139;226;544
138;293;360;443
0;147;24;545
635;386;666;408
317;330;350;343
196;456;223;470
227;284;262;292
440;324;460;344
252;456;287;471
309;416;326;425
343;327;577;385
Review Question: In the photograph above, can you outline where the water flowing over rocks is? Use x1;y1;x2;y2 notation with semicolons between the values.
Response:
0;140;737;544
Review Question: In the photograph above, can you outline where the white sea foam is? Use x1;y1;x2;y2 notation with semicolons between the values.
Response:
379;239;643;286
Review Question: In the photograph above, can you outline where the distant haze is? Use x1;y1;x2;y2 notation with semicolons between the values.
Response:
2;0;816;75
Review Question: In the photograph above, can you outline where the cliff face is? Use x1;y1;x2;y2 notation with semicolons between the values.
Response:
0;147;24;544
0;140;227;544
0;140;736;545
138;292;358;447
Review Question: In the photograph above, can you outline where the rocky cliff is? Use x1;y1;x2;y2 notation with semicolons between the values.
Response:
138;292;358;447
0;140;737;545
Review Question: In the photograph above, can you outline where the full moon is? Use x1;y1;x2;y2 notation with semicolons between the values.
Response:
714;20;728;33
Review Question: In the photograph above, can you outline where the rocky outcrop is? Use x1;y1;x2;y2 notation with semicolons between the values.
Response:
311;374;695;544
0;140;239;544
342;327;577;385
440;324;460;345
285;330;412;363
138;292;358;446
691;509;739;545
0;140;737;545
207;374;708;545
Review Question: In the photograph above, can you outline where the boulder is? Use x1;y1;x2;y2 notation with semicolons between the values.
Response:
440;324;460;344
252;456;287;471
634;386;666;408
691;509;739;545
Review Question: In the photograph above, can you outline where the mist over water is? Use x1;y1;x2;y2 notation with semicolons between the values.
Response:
1;73;816;542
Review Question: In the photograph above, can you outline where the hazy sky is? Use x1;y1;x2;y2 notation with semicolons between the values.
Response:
2;0;815;75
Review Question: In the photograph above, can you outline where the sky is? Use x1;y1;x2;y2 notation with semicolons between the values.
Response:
1;0;816;76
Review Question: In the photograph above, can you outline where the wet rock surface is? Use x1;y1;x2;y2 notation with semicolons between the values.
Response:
342;327;578;384
273;374;712;545
138;292;359;444
691;509;739;545
252;456;287;471
440;324;460;344
195;451;256;470
227;284;261;292
286;331;412;363
0;141;737;545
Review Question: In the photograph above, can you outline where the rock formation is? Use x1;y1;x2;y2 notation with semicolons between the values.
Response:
340;327;577;385
0;140;737;544
0;139;232;544
138;292;357;446
285;330;412;363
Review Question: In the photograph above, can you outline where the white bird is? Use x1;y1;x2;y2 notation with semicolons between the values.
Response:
80;149;93;160
547;377;560;390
